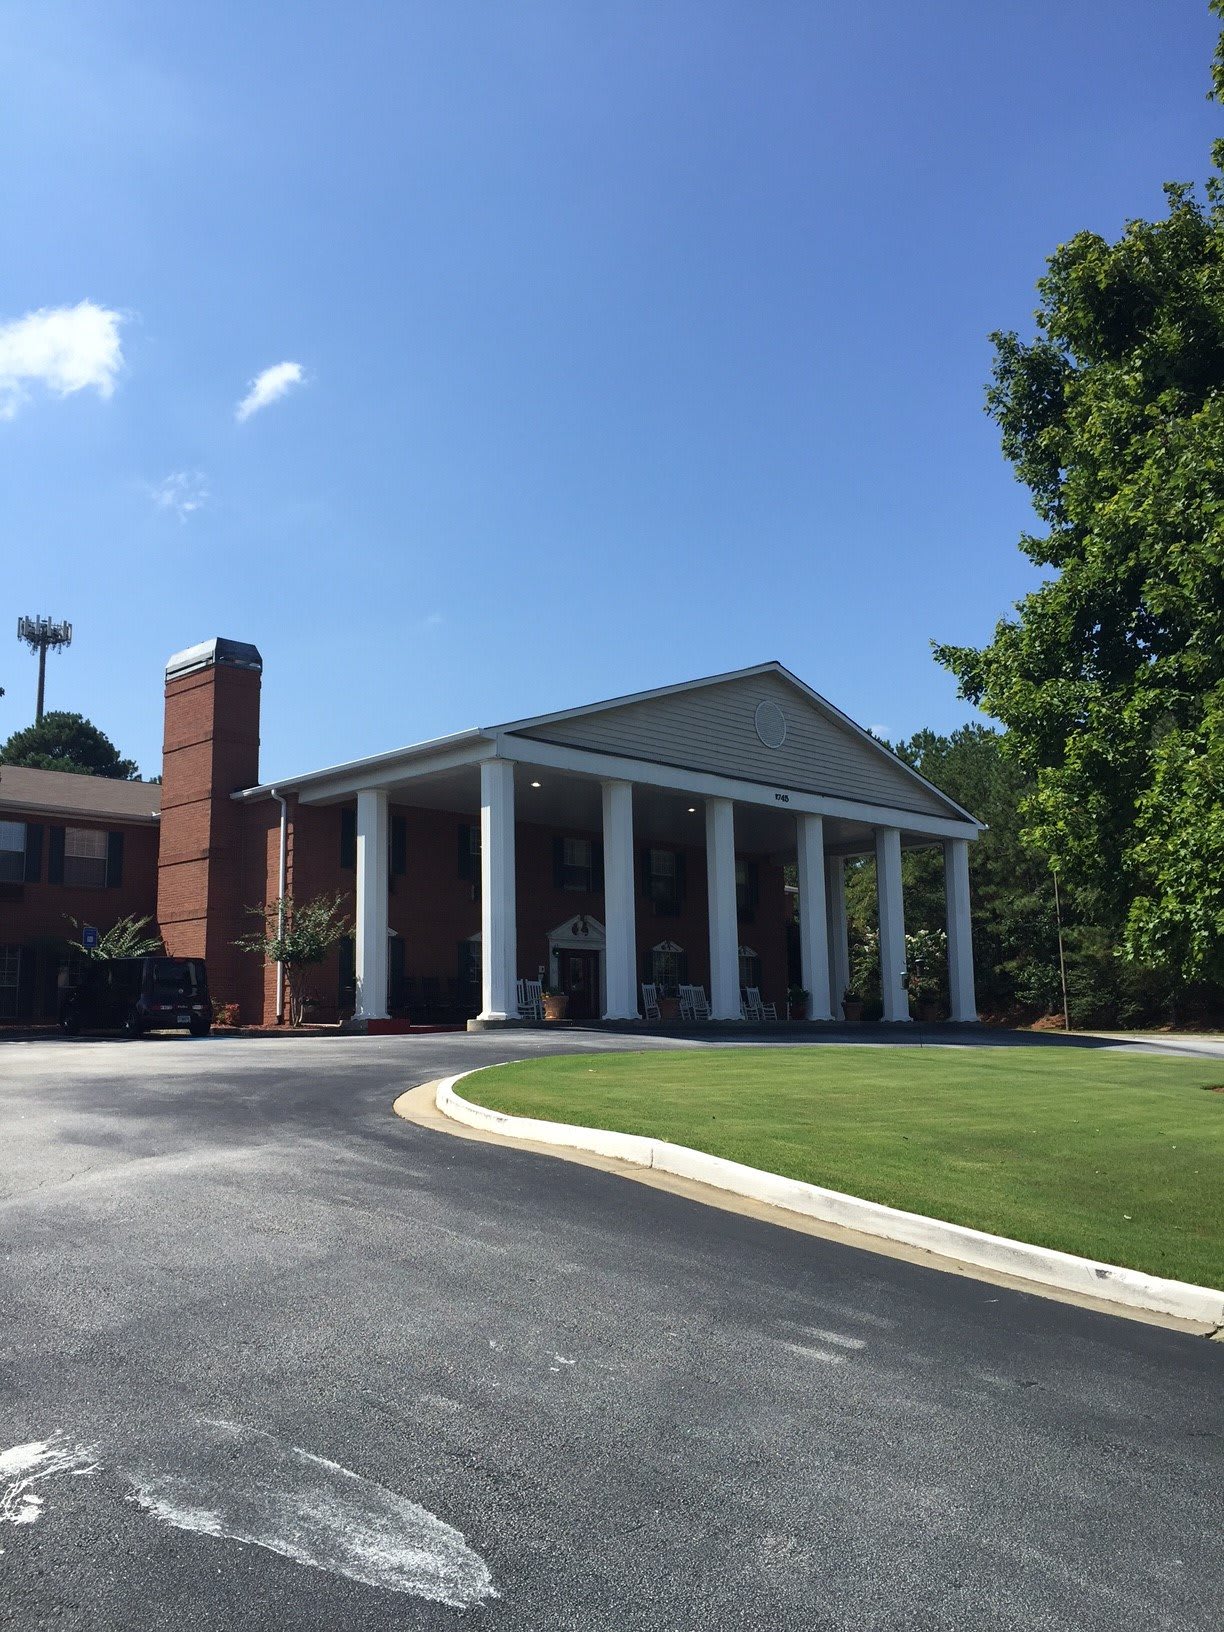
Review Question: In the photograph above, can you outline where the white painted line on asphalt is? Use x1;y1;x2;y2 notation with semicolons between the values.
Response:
434;1067;1224;1331
0;1436;97;1549
801;1329;867;1351
783;1342;848;1365
126;1420;496;1607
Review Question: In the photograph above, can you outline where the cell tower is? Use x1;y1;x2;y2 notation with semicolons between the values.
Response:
17;615;73;723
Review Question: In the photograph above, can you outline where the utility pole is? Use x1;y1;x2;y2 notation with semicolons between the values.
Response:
17;615;73;722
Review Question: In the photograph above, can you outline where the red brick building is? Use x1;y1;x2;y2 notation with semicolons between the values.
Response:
0;767;159;1021
0;636;983;1028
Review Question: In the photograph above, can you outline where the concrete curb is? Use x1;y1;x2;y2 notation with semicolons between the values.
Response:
435;1065;1224;1332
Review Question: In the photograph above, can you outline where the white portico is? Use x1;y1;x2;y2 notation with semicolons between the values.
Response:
238;664;984;1026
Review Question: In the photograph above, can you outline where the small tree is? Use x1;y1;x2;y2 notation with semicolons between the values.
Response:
235;892;351;1026
64;913;162;960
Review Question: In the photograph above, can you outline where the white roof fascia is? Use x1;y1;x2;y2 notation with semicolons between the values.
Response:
233;728;493;803
493;734;980;841
490;661;983;829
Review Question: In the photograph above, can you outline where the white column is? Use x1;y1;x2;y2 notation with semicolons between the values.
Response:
795;813;832;1020
354;788;389;1021
945;838;977;1022
875;826;911;1022
705;796;741;1019
601;779;639;1019
479;758;518;1020
825;855;850;1019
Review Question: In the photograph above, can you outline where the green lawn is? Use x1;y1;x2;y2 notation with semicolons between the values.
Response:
468;1046;1224;1289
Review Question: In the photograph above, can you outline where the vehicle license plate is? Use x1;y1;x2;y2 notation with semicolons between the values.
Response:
177;1013;190;1025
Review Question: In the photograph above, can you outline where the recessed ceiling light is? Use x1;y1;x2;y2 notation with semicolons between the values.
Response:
531;781;542;788
687;806;696;813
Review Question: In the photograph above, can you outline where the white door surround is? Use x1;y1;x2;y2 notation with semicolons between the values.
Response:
547;914;606;1017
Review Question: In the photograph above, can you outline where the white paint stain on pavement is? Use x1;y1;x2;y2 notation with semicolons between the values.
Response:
0;1436;97;1548
126;1420;496;1607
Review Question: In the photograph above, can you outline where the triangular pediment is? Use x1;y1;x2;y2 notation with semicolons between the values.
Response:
499;665;972;822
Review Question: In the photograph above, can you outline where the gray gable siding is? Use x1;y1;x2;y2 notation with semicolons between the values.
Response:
510;672;957;819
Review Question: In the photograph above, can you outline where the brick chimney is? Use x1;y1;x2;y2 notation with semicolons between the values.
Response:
157;638;263;1002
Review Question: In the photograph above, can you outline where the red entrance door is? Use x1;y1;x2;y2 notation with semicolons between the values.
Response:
559;950;600;1020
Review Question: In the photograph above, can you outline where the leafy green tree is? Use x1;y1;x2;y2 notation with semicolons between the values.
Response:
235;892;352;1026
934;13;1224;984
0;712;140;779
64;914;162;960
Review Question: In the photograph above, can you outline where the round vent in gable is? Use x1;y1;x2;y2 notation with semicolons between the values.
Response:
754;699;787;748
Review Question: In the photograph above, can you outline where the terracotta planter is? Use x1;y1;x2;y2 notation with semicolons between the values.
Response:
541;993;569;1022
914;1000;941;1023
841;999;864;1022
789;1002;808;1022
657;996;680;1022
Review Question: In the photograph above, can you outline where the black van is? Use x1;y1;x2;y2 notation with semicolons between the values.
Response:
60;957;213;1038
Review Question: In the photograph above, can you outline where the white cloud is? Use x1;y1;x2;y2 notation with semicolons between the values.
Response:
235;360;305;422
0;300;124;419
151;470;208;520
420;611;444;629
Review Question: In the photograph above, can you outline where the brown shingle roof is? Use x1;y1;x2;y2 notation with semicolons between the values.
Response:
0;766;160;824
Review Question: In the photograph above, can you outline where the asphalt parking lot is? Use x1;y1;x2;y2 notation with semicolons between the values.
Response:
2;1031;1221;1630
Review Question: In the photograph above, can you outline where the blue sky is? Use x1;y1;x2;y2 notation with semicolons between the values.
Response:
1;1;1219;781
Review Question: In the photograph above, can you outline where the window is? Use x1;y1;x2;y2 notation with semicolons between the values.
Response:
738;946;762;991
458;935;482;1014
63;827;108;889
0;946;21;1020
151;960;204;1002
0;822;25;885
650;941;687;997
645;848;683;915
458;822;480;884
561;836;593;892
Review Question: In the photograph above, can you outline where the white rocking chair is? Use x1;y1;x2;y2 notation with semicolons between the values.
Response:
640;982;661;1022
680;984;712;1021
517;978;543;1021
744;986;778;1022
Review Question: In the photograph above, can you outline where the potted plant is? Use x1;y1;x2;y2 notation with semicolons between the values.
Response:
841;986;865;1022
540;985;569;1022
788;985;809;1021
657;991;681;1022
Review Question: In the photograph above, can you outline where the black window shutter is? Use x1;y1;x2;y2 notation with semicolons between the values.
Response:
388;935;406;1009
553;836;566;890
23;824;43;884
592;839;604;892
674;850;687;910
48;826;65;885
641;847;653;898
340;807;356;869
677;947;689;986
458;822;475;881
337;935;355;1003
106;830;125;889
390;815;407;876
738;859;758;923
16;947;35;1020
